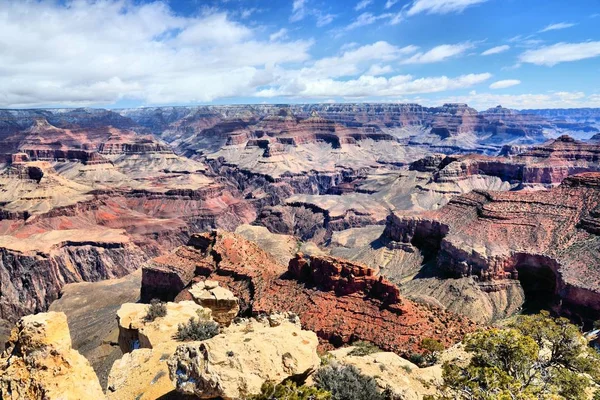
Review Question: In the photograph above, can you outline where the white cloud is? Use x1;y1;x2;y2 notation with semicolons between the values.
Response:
270;28;288;42
290;0;335;26
405;0;489;16
401;42;474;64
316;12;335;27
366;64;393;76
257;73;492;98
290;0;307;22
0;0;313;107
489;79;521;89
344;12;392;30
355;0;373;11
422;91;600;110
539;22;576;33
519;41;600;66
481;45;510;55
385;0;400;8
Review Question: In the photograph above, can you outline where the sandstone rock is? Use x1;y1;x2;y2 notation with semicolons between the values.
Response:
117;301;212;353
168;317;320;399
106;342;179;400
0;312;104;400
188;280;239;325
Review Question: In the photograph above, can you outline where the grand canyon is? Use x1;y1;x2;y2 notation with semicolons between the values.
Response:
2;0;600;398
1;103;600;398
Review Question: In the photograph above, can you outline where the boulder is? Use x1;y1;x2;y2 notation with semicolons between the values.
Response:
117;301;212;353
168;316;320;399
0;312;104;400
188;280;239;325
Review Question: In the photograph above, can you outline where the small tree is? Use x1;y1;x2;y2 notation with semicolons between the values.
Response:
175;318;219;342
314;364;385;400
432;311;600;400
421;338;444;365
248;381;331;400
144;299;167;322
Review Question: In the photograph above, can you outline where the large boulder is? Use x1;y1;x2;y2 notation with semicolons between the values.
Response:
0;312;104;400
168;315;320;399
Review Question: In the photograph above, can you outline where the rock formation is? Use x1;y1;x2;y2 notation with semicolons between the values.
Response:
142;230;476;356
116;301;211;353
0;312;104;400
382;172;600;324
168;315;320;399
186;280;239;325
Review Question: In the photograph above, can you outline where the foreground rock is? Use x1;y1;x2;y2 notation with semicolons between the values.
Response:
116;300;211;353
168;315;320;399
0;312;104;399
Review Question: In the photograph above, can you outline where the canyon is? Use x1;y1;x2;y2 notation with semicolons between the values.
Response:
0;103;600;398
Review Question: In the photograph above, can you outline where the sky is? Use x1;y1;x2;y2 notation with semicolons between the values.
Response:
0;0;599;110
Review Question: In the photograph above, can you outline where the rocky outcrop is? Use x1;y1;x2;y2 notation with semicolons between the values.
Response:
168;315;320;399
382;172;600;323
0;312;104;400
141;230;476;356
186;280;239;326
116;301;211;353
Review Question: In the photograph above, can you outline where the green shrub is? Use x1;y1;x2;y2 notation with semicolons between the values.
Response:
347;341;381;357
431;311;600;400
175;318;219;341
314;364;384;400
144;299;167;322
248;381;331;400
420;338;444;365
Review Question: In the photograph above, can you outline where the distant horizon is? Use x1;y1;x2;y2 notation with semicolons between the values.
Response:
2;102;600;113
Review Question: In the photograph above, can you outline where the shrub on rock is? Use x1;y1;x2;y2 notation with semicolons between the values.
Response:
175;318;219;341
249;381;331;400
144;299;167;322
314;364;385;400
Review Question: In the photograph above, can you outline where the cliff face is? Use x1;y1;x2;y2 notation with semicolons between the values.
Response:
382;172;600;323
0;230;147;322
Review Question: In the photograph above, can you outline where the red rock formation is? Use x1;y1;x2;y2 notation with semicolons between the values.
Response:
142;231;476;355
383;172;600;322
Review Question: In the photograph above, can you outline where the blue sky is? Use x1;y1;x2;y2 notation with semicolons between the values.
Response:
0;0;599;109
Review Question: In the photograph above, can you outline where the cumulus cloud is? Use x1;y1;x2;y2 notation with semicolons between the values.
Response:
539;22;576;33
489;79;521;89
481;45;510;55
366;64;394;76
401;42;474;64
257;73;492;98
405;0;489;16
0;1;495;106
519;41;600;66
0;0;313;107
